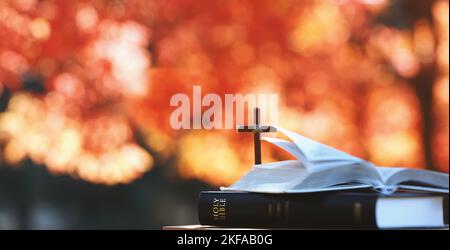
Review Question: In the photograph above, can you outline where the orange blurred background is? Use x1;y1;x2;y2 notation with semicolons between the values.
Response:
0;0;448;189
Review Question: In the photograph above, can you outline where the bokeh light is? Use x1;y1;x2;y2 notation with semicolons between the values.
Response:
0;0;448;187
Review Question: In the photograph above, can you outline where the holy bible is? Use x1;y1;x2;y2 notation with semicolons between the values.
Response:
198;191;449;229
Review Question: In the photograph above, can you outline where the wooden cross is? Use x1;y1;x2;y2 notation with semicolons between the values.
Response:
237;107;277;165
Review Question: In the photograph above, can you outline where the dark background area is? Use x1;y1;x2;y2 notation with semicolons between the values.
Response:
0;161;211;229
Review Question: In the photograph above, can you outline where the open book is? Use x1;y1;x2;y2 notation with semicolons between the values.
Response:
222;126;449;195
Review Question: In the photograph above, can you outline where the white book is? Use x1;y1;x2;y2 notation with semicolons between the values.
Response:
222;126;449;195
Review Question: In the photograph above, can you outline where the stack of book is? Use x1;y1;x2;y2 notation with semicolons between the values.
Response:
196;126;449;229
198;190;448;229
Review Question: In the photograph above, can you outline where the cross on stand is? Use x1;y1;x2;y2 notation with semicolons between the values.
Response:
237;107;277;165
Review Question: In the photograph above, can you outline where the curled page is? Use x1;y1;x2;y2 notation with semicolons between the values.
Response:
264;126;366;165
261;137;311;167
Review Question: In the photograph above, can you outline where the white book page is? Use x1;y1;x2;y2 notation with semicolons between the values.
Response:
273;126;366;164
220;160;310;193
222;127;383;193
222;126;448;194
220;161;376;193
376;167;405;183
261;135;369;171
262;126;382;184
397;185;449;194
377;167;449;191
261;137;309;166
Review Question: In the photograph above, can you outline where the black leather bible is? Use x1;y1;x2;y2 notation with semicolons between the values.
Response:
198;191;449;229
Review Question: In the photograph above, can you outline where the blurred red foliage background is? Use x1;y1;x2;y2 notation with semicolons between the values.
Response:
0;0;448;186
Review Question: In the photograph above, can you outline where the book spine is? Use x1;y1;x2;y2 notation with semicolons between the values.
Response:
198;192;378;228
